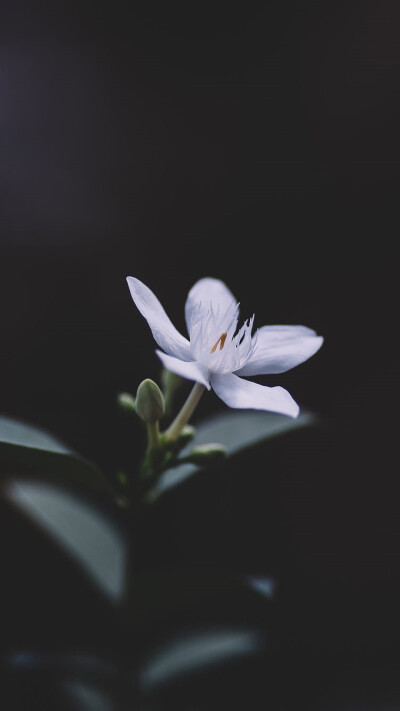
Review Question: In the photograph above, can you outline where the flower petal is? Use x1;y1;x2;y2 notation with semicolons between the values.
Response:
127;277;192;360
210;373;299;418
156;351;211;390
236;326;323;376
185;277;237;335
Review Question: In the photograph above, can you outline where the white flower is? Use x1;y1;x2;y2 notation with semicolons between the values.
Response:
126;277;323;418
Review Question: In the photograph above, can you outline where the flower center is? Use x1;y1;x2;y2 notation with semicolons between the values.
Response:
210;332;227;353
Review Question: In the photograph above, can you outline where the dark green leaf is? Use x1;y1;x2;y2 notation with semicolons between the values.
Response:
6;479;128;603
0;415;107;491
129;569;274;691
148;409;317;500
140;625;266;692
3;653;130;710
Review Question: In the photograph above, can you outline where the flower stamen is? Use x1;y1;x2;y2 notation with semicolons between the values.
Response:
210;332;227;353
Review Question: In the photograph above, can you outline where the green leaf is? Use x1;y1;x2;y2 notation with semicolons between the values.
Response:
127;569;274;691
140;626;266;692
6;479;127;603
147;409;318;500
0;415;107;491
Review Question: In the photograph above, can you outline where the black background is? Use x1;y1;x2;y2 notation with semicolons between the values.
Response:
1;1;399;706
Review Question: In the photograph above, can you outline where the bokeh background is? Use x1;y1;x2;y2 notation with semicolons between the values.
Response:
1;1;399;707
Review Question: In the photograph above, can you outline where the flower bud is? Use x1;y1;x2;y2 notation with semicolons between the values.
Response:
178;425;196;444
135;379;165;424
187;442;227;465
117;392;136;413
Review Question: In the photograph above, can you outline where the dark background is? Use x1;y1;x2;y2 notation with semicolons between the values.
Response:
1;0;399;706
2;1;397;454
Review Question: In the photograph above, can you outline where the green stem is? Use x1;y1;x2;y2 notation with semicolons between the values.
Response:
164;382;205;441
146;420;160;450
140;421;161;481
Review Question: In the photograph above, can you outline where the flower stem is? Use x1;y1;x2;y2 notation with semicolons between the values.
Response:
146;420;160;450
140;421;161;481
164;382;205;441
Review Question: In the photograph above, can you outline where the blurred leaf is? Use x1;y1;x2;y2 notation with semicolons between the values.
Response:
6;480;128;603
148;409;317;500
3;652;132;711
130;569;274;695
0;415;107;491
139;625;266;693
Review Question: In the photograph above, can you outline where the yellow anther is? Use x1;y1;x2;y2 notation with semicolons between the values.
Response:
210;332;227;353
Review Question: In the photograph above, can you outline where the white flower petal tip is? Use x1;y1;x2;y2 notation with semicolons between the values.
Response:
126;277;191;360
236;326;324;377
156;350;211;390
210;373;300;418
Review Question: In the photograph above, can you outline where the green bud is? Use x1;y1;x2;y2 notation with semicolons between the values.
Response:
178;425;196;444
187;442;227;465
164;424;196;455
117;392;136;413
135;379;165;424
